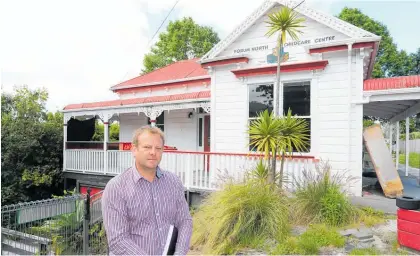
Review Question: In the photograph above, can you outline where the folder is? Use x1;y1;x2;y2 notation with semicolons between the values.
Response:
162;225;178;255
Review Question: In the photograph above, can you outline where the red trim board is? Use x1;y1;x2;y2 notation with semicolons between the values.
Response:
231;60;329;78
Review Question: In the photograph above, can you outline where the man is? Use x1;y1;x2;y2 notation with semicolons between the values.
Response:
102;125;193;255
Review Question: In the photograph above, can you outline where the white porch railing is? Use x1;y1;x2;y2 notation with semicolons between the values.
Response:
64;149;318;191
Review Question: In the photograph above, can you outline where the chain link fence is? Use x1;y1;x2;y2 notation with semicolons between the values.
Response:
1;189;107;255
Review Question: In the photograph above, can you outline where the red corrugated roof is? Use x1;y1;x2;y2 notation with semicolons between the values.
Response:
111;58;208;90
364;75;420;91
64;91;210;110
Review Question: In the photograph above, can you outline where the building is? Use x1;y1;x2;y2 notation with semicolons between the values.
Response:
62;0;420;197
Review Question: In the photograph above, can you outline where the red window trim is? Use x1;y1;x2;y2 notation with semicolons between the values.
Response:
309;42;375;54
231;60;329;78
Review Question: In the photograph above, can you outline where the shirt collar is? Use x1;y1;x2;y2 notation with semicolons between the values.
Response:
131;165;164;183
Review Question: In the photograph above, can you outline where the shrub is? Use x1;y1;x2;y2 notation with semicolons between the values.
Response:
191;178;289;254
272;224;345;255
291;160;357;226
352;207;389;227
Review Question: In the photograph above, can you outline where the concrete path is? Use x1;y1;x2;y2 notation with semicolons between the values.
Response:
350;193;398;214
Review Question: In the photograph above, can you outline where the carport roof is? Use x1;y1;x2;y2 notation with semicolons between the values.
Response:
363;75;420;122
364;75;420;91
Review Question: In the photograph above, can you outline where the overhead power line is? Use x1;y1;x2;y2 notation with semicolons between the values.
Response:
147;0;181;48
292;0;305;10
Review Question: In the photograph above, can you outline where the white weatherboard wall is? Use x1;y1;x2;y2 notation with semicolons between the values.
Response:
213;65;249;153
209;3;365;195
164;109;198;151
118;110;198;151
317;50;364;196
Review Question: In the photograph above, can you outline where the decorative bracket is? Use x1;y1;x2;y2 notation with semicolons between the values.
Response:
144;108;164;120
312;69;322;77
98;112;113;123
239;76;248;85
64;113;72;124
207;66;213;75
201;103;211;113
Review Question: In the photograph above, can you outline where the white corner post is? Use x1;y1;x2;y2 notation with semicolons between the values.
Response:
104;121;109;174
63;120;68;171
347;43;353;172
99;113;110;175
389;122;393;154
396;121;400;170
405;117;410;176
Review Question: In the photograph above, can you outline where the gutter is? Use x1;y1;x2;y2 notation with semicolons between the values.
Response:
62;97;210;113
197;54;249;64
110;75;211;91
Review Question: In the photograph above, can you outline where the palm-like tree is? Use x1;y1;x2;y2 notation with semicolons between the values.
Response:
249;110;282;184
248;109;310;187
263;6;306;182
265;6;305;117
277;109;310;188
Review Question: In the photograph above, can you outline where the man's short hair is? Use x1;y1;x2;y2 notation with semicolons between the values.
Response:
132;125;165;147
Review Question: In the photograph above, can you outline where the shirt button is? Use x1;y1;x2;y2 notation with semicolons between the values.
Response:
156;212;159;216
159;228;162;231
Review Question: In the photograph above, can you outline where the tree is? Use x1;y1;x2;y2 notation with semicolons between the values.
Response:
264;6;306;183
1;86;64;205
409;48;420;75
142;17;220;73
338;8;419;77
91;121;120;142
248;109;309;187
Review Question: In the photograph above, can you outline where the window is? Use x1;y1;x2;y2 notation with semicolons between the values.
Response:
249;83;273;118
248;81;311;152
284;81;311;152
198;117;203;147
148;112;164;131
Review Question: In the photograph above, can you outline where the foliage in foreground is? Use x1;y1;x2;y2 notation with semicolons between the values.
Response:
248;109;310;185
1;86;65;204
272;224;345;255
191;178;289;254
291;161;357;227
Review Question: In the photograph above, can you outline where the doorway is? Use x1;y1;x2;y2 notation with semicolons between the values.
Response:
198;115;210;152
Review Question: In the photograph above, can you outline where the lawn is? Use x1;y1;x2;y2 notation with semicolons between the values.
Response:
398;152;420;169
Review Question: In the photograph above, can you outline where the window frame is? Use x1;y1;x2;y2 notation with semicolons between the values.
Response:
247;80;312;153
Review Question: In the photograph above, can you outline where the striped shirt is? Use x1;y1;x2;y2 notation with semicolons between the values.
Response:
102;166;193;255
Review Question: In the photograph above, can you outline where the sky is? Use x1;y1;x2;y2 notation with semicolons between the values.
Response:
1;0;419;112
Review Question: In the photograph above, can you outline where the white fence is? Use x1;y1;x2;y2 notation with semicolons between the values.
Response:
64;149;318;191
398;139;420;153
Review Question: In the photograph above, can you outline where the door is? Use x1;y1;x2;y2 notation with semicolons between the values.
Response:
204;115;210;152
198;115;211;172
197;115;210;152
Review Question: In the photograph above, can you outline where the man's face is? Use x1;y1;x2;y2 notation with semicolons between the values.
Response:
132;131;164;171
